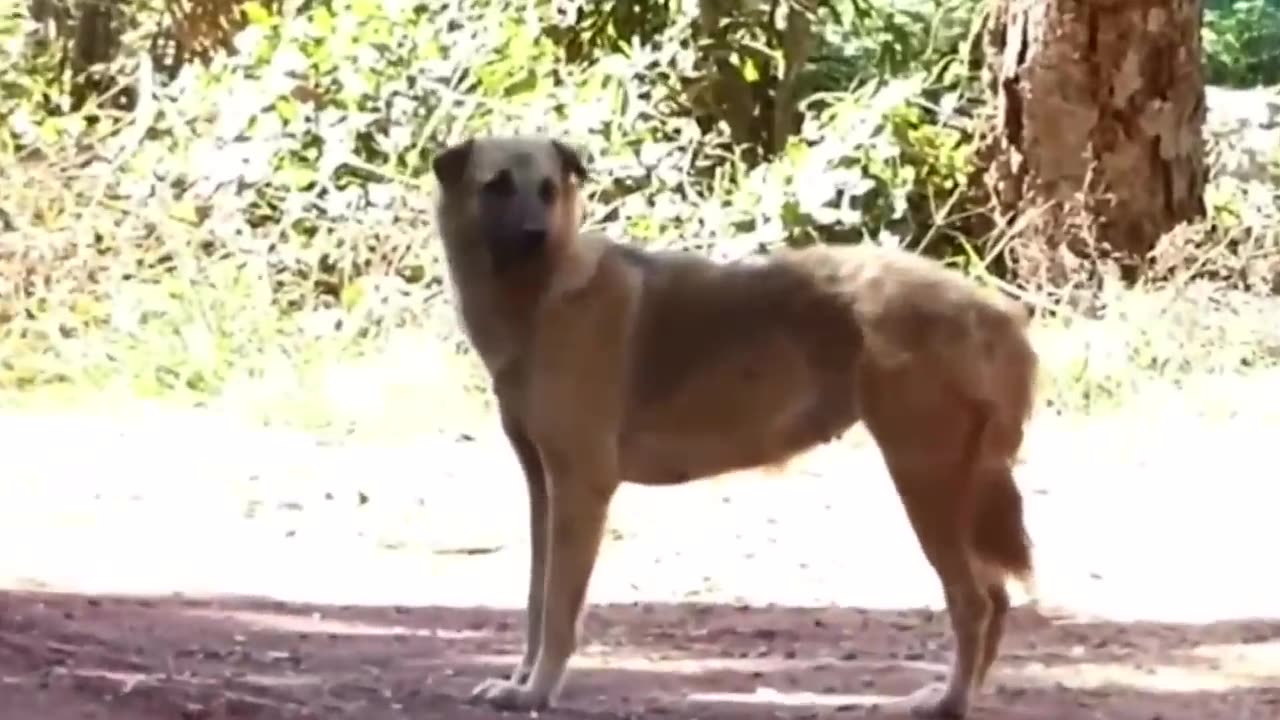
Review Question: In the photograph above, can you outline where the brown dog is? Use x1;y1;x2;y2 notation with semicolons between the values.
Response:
430;135;1038;719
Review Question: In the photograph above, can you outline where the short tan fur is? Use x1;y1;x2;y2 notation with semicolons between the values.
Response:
431;135;1038;719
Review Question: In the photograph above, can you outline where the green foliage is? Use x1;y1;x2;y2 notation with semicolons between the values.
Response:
684;73;981;259
0;0;1277;425
1;8;56;129
811;0;981;91
1204;0;1280;88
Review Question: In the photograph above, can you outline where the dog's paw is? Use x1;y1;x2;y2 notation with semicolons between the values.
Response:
874;682;967;719
468;677;550;712
509;661;533;685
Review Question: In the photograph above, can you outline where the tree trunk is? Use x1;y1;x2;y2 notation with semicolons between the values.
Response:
691;0;816;163
983;0;1207;287
69;0;126;112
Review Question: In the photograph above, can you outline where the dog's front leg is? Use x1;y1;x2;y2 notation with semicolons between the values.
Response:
501;413;547;684
470;440;618;711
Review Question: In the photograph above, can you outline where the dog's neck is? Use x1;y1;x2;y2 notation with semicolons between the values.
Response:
444;228;612;378
547;229;608;298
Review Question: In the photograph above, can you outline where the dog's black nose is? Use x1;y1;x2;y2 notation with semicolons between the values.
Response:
491;227;550;273
521;228;547;249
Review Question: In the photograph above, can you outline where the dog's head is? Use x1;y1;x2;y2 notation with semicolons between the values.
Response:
431;135;588;274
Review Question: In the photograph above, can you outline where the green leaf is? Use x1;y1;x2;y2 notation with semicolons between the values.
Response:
170;199;203;226
276;165;319;190
274;96;299;123
37;117;59;145
313;6;336;35
243;1;274;26
340;281;365;312
351;0;380;19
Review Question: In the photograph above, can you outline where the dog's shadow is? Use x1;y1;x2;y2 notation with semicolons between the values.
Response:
2;591;1276;719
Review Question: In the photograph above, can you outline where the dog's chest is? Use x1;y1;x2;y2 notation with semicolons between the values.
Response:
448;273;543;373
458;309;526;380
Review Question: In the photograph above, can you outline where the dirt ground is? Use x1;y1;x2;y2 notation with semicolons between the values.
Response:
3;590;1278;720
1;408;1278;719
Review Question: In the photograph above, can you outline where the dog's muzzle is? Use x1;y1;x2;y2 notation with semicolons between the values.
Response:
491;228;547;273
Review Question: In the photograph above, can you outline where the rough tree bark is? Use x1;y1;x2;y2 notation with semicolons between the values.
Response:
983;0;1207;286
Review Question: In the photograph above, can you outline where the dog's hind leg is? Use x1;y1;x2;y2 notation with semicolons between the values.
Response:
882;466;993;719
470;438;619;711
858;370;1010;719
972;462;1031;687
978;573;1011;687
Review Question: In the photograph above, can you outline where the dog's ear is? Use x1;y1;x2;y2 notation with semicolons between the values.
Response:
432;139;474;188
551;139;588;183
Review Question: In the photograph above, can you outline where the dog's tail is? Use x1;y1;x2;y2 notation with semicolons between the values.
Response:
969;306;1038;592
971;462;1034;587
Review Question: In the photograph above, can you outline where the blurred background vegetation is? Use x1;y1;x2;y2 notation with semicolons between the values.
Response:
1;0;1278;436
1205;0;1280;87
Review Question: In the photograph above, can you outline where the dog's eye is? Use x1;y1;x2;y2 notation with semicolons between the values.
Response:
482;170;515;197
539;178;557;205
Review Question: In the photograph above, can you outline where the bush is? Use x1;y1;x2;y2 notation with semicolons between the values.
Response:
0;0;1277;424
1205;0;1280;88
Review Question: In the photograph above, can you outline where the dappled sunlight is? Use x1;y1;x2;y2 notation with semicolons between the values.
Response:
1183;640;1280;686
518;651;949;677
182;607;486;640
1010;656;1277;693
4;589;1278;720
1191;639;1280;669
3;3;1278;720
685;687;899;709
61;666;323;690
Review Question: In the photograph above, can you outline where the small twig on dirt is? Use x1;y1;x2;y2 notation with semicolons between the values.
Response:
1169;222;1246;292
431;544;505;556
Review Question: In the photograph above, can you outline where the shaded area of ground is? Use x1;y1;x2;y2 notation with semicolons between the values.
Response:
2;591;1278;719
3;407;1280;718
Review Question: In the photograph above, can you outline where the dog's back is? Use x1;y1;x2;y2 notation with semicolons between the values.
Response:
605;239;1035;489
432;135;1039;719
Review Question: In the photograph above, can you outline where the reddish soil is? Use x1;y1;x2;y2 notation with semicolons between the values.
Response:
2;412;1279;719
2;590;1277;720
